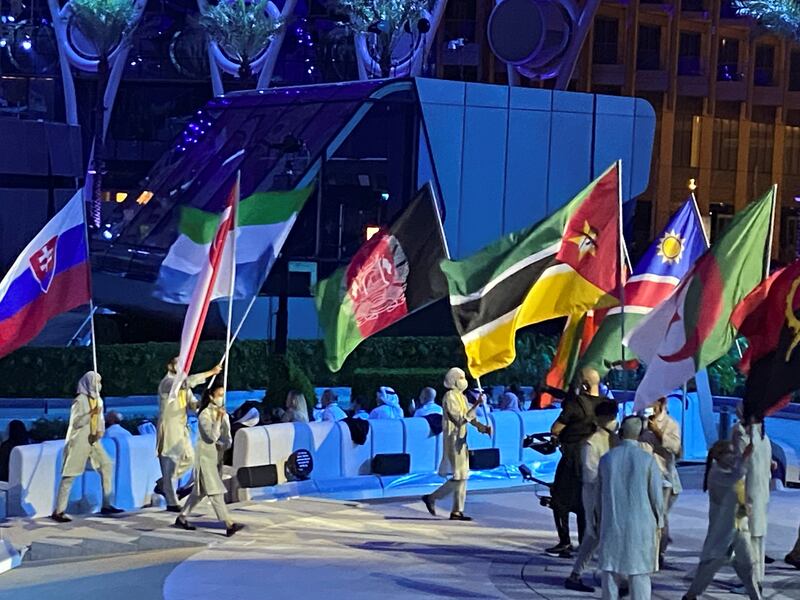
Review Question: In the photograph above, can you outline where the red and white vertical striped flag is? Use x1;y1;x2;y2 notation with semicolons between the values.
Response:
169;176;238;400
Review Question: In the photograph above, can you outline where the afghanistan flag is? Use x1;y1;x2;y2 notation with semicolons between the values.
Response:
625;188;775;411
442;163;622;379
156;186;314;303
579;196;708;377
732;260;800;419
314;183;449;372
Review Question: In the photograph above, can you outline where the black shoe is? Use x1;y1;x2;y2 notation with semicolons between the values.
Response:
422;495;436;516
166;505;181;513
558;549;574;559
449;512;472;521
153;480;164;496
50;512;71;523
564;577;595;593
545;542;573;555
764;554;775;564
785;553;800;569
226;523;245;537
619;586;629;598
174;516;196;531
100;506;124;515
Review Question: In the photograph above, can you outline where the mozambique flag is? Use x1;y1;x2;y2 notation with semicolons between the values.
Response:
579;196;708;377
441;164;622;379
314;183;448;372
539;311;598;407
625;188;775;411
733;260;800;419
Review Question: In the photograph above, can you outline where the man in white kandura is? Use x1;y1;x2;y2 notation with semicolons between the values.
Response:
596;416;663;600
51;372;123;522
156;357;221;512
413;387;442;417
639;396;682;566
565;401;619;593
422;367;492;521
369;386;403;419
732;405;772;589
174;383;244;537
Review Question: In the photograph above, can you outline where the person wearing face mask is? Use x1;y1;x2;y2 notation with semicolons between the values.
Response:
732;404;772;588
51;372;123;522
369;386;404;419
565;401;619;592
639;396;682;566
422;367;492;521
174;383;244;537
156;357;221;512
548;367;607;556
682;440;760;600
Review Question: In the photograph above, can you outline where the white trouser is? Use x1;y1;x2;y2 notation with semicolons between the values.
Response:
572;530;599;576
686;532;760;600
601;572;651;600
55;461;114;514
430;478;467;514
750;535;765;584
660;486;677;555
179;488;231;526
158;456;191;507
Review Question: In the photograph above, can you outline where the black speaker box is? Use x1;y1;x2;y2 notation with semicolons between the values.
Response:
371;453;411;475
469;448;500;470
237;464;278;488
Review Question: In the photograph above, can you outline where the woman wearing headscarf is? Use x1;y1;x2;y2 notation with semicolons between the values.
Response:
499;390;521;412
683;440;761;600
174;383;244;537
422;368;492;521
51;372;123;522
369;387;403;419
282;390;310;423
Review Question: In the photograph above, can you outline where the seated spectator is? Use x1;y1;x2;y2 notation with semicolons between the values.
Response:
0;420;29;481
321;389;347;422
413;387;442;417
282;390;309;423
369;387;403;420
104;411;133;438
350;398;370;420
499;389;522;412
467;388;492;421
312;398;324;422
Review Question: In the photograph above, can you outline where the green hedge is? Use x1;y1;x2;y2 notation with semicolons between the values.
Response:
0;331;750;400
351;368;445;412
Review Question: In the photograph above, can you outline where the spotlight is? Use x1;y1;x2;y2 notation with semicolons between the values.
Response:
366;226;380;240
380;192;390;202
21;37;32;51
101;228;113;240
0;38;6;48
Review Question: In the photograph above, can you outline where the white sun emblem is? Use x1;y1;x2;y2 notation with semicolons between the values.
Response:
657;230;685;265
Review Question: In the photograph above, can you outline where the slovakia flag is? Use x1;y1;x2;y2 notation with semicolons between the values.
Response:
0;191;91;358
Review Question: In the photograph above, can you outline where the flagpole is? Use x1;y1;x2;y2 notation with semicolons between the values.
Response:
222;171;240;397
80;187;99;375
616;160;628;393
765;184;777;279
690;193;710;248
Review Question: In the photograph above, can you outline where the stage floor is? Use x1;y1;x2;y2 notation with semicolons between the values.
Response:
1;486;798;599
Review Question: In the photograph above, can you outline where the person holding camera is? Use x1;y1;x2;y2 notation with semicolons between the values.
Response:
639;397;682;566
547;368;608;556
422;367;492;521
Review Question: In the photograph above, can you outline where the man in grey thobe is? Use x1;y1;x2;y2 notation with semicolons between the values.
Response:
596;416;664;600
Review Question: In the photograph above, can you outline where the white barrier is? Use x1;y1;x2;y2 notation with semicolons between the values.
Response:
233;410;561;502
1;410;562;517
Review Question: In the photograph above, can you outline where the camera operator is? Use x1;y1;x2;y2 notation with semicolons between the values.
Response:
547;367;610;557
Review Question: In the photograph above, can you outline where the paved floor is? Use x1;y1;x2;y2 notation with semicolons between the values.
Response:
0;487;798;599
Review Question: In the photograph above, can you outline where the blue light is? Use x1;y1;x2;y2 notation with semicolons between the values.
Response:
0;39;6;48
102;229;113;240
21;37;32;51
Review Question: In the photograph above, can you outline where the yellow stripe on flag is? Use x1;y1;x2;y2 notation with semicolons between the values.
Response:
462;265;617;378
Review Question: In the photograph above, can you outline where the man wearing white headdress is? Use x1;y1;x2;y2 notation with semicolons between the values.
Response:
422;367;492;521
156;357;221;512
369;386;404;419
51;372;123;522
596;416;663;600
